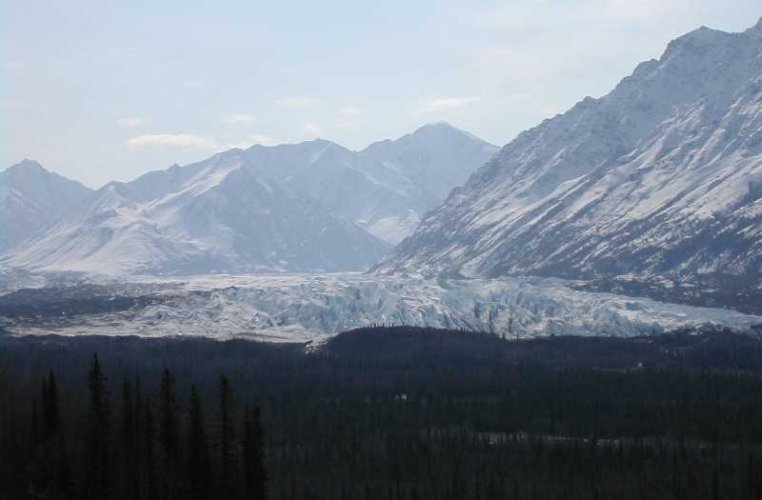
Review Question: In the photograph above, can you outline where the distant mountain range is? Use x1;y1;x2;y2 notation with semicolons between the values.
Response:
1;123;496;275
376;20;762;300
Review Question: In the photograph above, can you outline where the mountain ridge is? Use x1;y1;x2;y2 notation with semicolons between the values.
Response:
3;123;496;275
374;21;762;300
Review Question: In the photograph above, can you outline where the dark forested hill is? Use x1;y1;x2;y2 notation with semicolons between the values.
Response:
2;327;762;499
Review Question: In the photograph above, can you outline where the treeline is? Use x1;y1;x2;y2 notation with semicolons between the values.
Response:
2;327;762;498
0;355;266;499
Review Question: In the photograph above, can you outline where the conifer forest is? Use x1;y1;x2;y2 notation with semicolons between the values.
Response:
2;327;762;499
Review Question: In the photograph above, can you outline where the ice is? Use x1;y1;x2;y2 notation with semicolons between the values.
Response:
4;273;760;342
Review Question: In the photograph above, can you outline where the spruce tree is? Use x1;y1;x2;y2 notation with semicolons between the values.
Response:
41;370;61;443
159;368;181;497
242;405;268;499
34;370;68;497
218;375;238;499
86;353;111;499
141;395;158;500
121;375;139;500
187;385;212;500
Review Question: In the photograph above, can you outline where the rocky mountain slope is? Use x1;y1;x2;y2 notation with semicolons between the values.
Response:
376;21;762;300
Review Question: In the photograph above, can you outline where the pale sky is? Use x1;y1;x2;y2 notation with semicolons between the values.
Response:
2;0;760;187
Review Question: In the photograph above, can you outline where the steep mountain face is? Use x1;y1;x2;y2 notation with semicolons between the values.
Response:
5;150;387;275
246;122;497;244
0;160;94;253
376;21;762;297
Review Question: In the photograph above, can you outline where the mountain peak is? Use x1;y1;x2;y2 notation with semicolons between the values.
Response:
408;121;495;147
417;120;456;131
302;137;335;147
6;159;47;174
662;25;729;60
411;121;466;137
1;159;94;254
246;137;342;152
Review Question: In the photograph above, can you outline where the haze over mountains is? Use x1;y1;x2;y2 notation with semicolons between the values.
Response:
0;123;496;275
377;20;762;297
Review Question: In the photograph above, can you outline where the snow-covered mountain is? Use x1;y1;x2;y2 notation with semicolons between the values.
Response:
377;21;762;297
4;150;387;275
247;122;497;244
3;123;495;275
0;160;93;253
353;122;498;242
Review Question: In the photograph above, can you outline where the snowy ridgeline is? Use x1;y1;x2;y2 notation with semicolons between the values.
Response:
2;273;760;343
377;21;762;286
1;123;497;276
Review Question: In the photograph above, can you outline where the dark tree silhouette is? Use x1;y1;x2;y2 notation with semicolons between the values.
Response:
158;368;181;498
41;370;60;442
120;375;139;500
187;385;213;500
85;354;111;499
141;395;158;500
242;405;268;499
218;375;239;500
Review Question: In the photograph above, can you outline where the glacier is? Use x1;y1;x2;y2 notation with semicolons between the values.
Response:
2;273;759;343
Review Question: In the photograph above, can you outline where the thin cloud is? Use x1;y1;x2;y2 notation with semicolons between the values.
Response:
276;97;317;108
248;134;278;146
117;117;148;129
303;123;322;137
417;97;480;114
126;134;218;151
474;0;679;31
224;114;257;124
182;79;206;89
2;60;23;70
337;107;364;116
501;93;533;103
